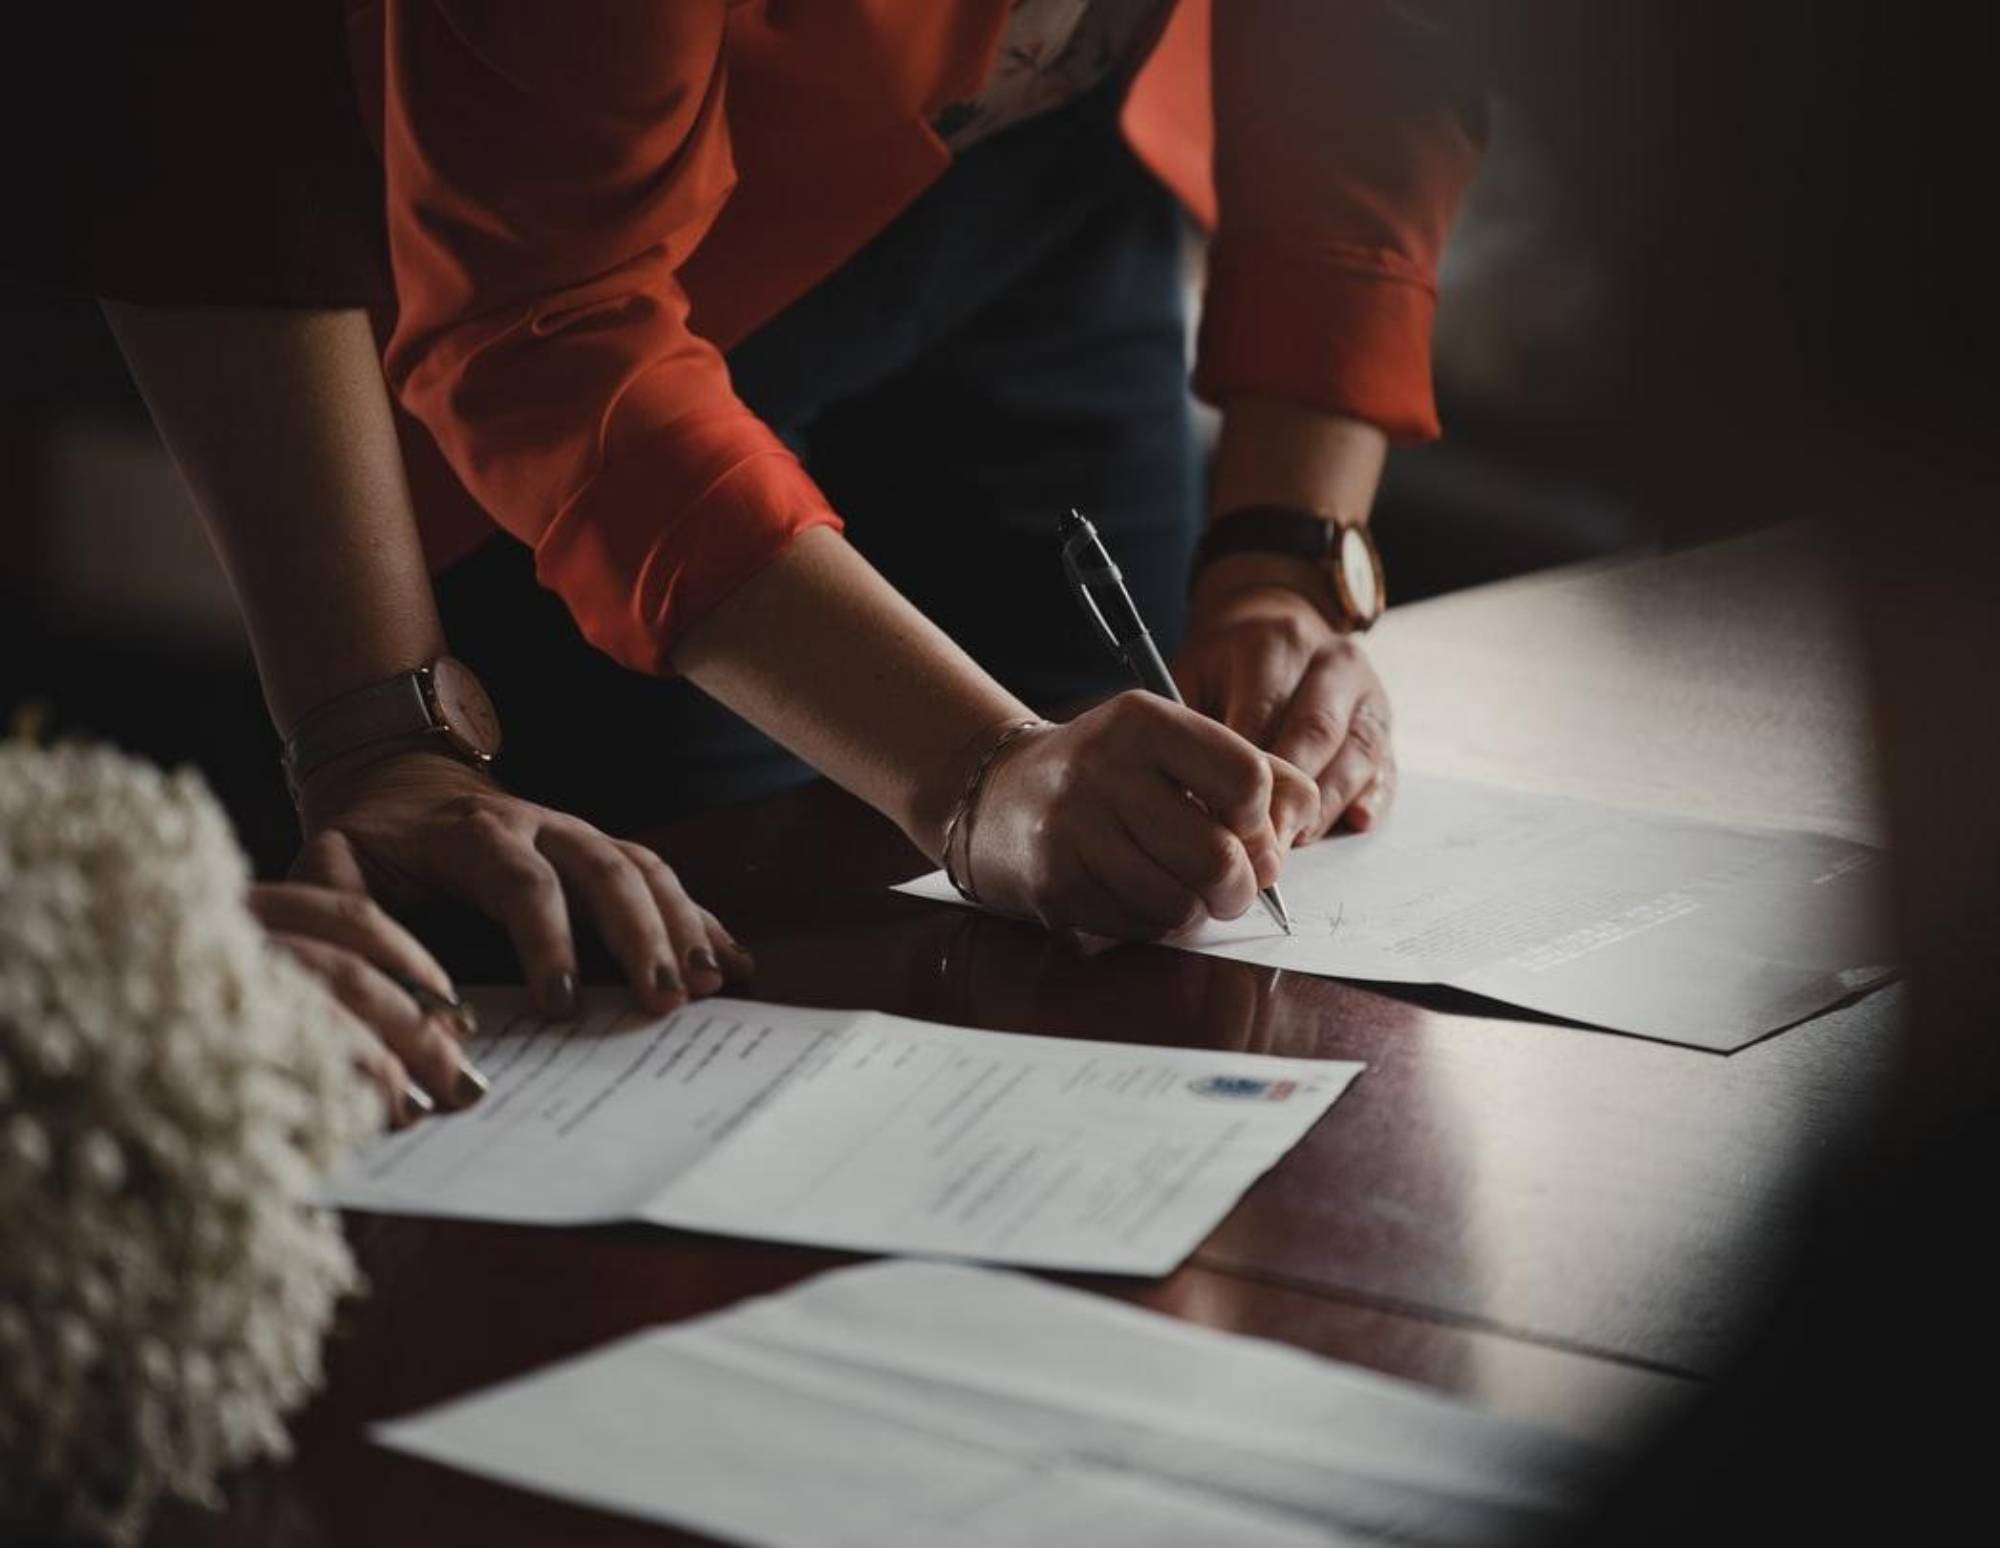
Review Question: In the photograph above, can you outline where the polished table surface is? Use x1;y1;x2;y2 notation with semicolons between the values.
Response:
184;524;1898;1547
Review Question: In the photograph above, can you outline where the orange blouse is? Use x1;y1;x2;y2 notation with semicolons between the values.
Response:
345;1;1482;675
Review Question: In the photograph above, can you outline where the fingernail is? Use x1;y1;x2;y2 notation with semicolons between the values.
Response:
451;1056;490;1109
447;999;479;1036
401;1080;436;1117
687;946;719;981
652;960;686;1003
725;938;756;975
546;970;578;1017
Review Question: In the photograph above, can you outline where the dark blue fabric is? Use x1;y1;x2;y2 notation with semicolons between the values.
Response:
436;82;1199;837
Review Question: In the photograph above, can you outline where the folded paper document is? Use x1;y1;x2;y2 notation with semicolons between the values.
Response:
897;771;1895;1049
325;992;1359;1275
375;1259;1614;1548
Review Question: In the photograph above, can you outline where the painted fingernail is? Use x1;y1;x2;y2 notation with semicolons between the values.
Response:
401;1080;436;1118
546;970;579;1018
447;999;479;1036
725;938;756;974
687;946;720;981
451;1056;491;1109
653;960;686;1002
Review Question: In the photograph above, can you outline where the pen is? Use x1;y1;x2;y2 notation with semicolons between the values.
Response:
1058;508;1294;935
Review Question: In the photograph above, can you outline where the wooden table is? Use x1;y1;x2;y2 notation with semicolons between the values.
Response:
183;525;1899;1546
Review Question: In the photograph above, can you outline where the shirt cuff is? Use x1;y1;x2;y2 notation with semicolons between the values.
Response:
535;425;843;677
1194;242;1444;444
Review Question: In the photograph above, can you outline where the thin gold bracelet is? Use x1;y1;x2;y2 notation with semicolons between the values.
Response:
940;718;1050;906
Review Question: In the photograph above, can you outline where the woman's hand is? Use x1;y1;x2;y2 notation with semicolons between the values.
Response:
1191;398;1397;840
249;880;483;1129
1174;567;1396;841
958;692;1320;940
292;749;753;1019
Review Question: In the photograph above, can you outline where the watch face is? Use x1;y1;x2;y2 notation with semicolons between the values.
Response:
429;658;502;760
1336;527;1385;627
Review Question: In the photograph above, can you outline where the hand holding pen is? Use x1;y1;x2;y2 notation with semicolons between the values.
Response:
953;689;1318;941
915;512;1318;943
1060;509;1301;935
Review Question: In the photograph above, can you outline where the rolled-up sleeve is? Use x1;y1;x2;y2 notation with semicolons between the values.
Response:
1195;0;1485;443
375;0;840;674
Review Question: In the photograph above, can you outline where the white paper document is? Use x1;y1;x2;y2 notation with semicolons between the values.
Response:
897;771;1895;1050
375;1259;1612;1548
325;992;1359;1274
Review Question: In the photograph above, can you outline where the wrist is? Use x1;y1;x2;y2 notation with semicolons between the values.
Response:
282;655;500;799
940;718;1050;902
261;643;445;746
1191;507;1387;634
294;741;497;830
1189;551;1338;625
902;711;1042;862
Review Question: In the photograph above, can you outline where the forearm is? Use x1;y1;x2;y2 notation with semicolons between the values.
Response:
1210;396;1386;526
101;303;444;733
1200;396;1388;611
671;527;1030;857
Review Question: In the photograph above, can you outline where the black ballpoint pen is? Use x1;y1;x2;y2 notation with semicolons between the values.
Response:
1058;508;1294;935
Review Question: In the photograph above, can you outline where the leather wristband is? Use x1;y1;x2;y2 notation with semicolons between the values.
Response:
282;657;501;796
1193;505;1386;632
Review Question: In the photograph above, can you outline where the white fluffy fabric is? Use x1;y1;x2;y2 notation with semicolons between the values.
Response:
0;742;378;1544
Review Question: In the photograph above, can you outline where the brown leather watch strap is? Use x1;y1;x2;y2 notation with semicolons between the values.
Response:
1194;506;1342;570
281;658;498;793
1193;505;1386;631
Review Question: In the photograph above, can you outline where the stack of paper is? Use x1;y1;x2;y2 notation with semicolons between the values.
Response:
376;1260;1613;1547
898;770;1896;1049
325;992;1361;1275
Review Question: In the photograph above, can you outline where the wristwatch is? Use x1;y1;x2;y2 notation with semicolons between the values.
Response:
281;656;502;793
1192;505;1387;632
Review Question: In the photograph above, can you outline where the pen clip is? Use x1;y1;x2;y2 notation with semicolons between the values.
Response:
1065;566;1125;661
1060;512;1127;661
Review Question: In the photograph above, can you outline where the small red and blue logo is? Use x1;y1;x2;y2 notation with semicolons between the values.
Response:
1189;1075;1298;1101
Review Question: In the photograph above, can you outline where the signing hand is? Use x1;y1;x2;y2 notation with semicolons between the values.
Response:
960;692;1320;940
1175;567;1395;842
293;750;753;1019
250;880;480;1129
